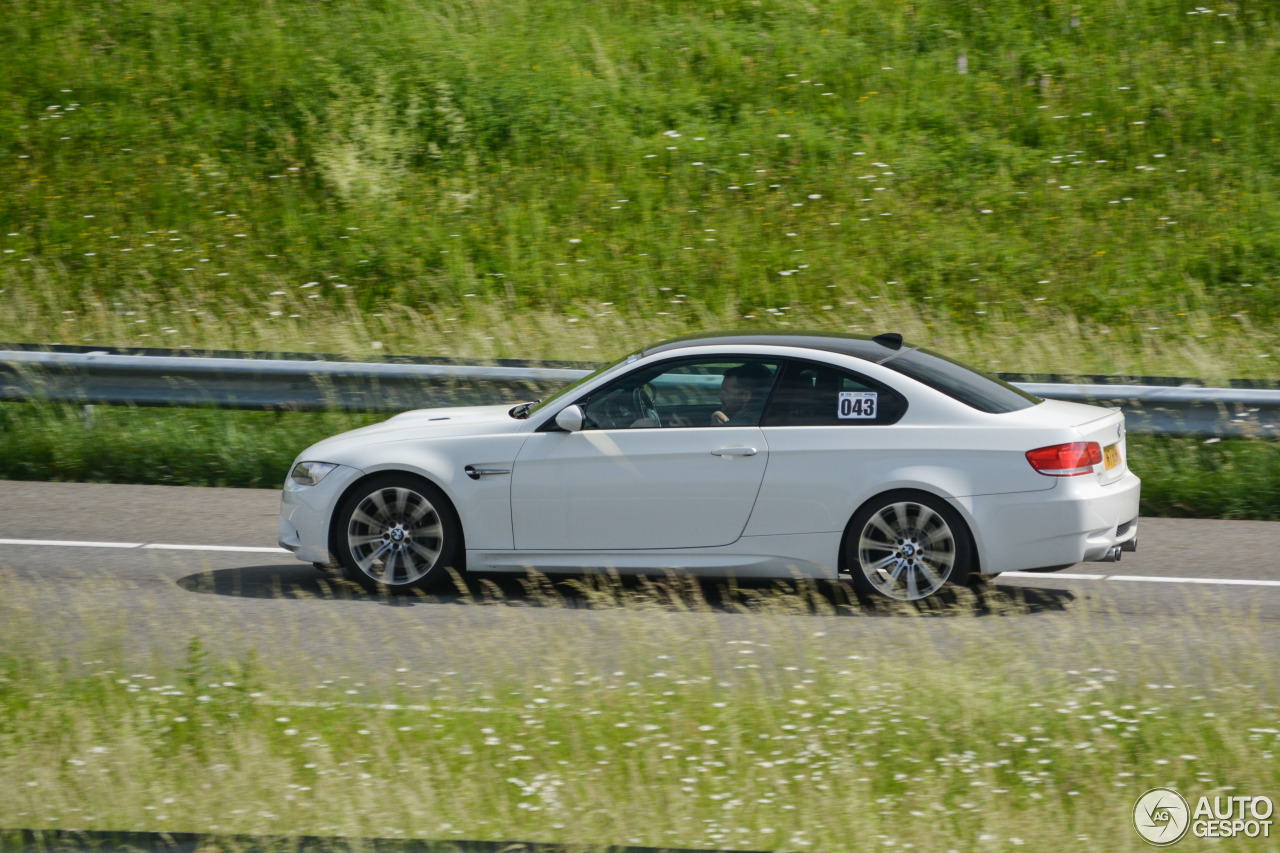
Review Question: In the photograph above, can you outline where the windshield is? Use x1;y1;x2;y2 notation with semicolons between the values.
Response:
517;351;641;417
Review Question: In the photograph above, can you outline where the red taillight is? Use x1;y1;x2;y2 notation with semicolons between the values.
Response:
1026;441;1103;476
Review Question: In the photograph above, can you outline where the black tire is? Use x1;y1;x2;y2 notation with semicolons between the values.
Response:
843;490;972;602
332;473;462;593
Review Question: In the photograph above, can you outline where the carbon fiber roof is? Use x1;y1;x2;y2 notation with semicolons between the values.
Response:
642;330;904;362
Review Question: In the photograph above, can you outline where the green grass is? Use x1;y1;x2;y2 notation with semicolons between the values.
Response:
1;577;1277;852
0;402;1277;519
1136;434;1280;520
0;403;381;490
2;0;1280;378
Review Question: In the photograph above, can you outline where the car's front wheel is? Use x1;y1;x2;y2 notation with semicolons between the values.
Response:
333;474;461;593
844;491;971;602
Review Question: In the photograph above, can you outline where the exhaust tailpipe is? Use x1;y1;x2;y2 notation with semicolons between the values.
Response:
1098;545;1122;563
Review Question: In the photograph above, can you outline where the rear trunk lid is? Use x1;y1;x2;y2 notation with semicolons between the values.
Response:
1012;399;1129;485
1073;407;1129;485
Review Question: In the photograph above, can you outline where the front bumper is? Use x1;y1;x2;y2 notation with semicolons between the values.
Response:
278;463;365;564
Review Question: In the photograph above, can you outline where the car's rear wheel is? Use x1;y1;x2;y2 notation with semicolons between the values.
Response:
844;491;971;602
333;474;461;593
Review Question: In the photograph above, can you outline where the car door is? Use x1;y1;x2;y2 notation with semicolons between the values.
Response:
510;358;780;551
745;359;910;537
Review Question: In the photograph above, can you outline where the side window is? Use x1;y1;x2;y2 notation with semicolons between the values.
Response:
762;360;907;426
580;358;780;429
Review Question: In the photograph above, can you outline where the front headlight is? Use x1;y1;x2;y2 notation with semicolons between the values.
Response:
290;461;338;487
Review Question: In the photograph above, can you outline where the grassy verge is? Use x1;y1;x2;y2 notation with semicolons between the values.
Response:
1136;434;1280;520
1;402;1277;519
1;577;1277;852
0;403;380;491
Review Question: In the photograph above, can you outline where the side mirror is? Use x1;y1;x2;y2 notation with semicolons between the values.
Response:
554;404;585;432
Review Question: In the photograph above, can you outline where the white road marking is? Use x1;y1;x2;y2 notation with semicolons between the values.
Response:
0;537;289;555
142;543;289;554
1108;574;1280;587
1000;572;1103;581
0;538;141;549
1000;570;1280;588
0;538;1275;587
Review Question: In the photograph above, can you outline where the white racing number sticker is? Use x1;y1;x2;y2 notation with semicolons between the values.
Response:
837;391;877;419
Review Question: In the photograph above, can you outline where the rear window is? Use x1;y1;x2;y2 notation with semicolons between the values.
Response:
881;348;1041;413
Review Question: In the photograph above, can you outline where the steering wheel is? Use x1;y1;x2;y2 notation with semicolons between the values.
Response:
632;386;660;427
589;394;628;429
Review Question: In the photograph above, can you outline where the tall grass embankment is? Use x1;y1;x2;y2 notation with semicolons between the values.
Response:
2;0;1280;379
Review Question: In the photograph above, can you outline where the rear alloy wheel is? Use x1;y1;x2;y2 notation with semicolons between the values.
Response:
334;475;461;593
845;492;971;602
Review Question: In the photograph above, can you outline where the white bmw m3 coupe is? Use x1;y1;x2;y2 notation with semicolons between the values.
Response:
278;331;1140;602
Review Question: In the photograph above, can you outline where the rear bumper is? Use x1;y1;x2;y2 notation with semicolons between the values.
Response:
955;470;1141;575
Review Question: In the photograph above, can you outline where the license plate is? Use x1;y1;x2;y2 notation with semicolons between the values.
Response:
1103;443;1121;470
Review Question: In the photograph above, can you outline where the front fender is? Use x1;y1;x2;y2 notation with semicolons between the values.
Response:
335;433;531;550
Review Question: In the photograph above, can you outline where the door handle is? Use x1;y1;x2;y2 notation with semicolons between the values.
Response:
710;446;758;457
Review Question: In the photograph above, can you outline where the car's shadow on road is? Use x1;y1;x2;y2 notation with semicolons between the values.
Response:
175;563;1076;617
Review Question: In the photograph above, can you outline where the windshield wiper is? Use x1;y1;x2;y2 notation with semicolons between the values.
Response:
509;400;540;419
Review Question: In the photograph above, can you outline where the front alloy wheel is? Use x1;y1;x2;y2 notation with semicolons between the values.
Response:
335;475;461;592
846;492;971;602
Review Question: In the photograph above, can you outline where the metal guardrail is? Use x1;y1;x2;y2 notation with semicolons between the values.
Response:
2;348;1279;437
0;350;583;412
1013;381;1280;437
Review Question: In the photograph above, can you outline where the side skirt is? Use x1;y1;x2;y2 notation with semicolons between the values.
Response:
466;532;842;580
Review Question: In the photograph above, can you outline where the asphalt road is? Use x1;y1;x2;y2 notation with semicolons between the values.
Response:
1;480;1278;691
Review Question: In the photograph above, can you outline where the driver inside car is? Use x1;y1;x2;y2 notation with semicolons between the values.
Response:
666;362;774;427
709;362;773;425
